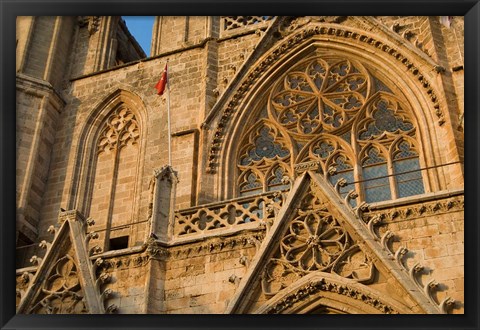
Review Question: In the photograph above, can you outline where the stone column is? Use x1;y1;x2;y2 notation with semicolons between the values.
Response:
150;165;178;243
143;237;169;313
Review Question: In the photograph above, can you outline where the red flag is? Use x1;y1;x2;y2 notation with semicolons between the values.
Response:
155;64;168;95
440;16;452;28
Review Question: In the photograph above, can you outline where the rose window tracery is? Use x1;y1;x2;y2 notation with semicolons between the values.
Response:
280;212;349;272
269;58;369;138
261;189;376;296
236;53;425;202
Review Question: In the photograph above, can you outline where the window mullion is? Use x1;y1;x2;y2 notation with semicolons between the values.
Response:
387;156;398;200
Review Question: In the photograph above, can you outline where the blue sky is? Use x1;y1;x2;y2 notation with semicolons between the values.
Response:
122;16;155;56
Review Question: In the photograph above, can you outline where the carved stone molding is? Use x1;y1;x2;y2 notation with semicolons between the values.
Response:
373;16;433;58
294;161;321;175
143;237;169;261
362;195;464;223
278;16;348;37
93;254;150;272
262;277;399;314
207;23;444;173
170;231;265;259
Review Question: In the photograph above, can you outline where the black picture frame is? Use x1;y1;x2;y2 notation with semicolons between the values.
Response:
1;1;478;329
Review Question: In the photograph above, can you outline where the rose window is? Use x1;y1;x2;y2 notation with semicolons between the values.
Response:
279;211;349;272
269;57;368;138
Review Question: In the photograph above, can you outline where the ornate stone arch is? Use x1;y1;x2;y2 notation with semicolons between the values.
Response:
254;272;413;314
296;134;355;171
68;89;148;251
218;22;451;201
235;118;294;196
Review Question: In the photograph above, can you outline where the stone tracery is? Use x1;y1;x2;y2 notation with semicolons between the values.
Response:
97;107;139;153
236;54;425;203
261;186;376;297
269;57;369;138
89;105;141;250
29;254;88;314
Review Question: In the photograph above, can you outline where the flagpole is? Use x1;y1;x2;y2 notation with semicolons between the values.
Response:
166;66;172;167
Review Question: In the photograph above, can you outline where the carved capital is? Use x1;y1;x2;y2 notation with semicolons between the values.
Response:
144;237;169;261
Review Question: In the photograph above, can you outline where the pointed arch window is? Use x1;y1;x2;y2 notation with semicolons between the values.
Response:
239;170;263;196
237;120;292;196
266;165;291;192
235;54;425;204
88;106;140;250
327;153;356;205
392;140;424;198
361;146;391;203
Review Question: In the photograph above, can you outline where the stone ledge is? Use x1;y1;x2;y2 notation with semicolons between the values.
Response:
367;188;464;211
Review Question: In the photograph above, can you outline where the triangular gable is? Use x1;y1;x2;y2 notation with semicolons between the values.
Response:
17;210;106;314
225;171;448;314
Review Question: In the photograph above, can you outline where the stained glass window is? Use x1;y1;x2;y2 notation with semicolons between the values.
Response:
240;126;290;166
267;166;290;192
394;158;424;198
236;54;426;204
363;164;391;203
362;147;391;203
393;141;424;198
239;171;263;196
359;99;413;140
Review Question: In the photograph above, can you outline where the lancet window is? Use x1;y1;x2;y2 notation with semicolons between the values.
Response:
236;54;425;203
238;120;292;196
88;106;140;250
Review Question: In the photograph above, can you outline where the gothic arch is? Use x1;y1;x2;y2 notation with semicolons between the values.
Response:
254;272;413;314
218;23;449;200
68;89;148;251
235;118;295;196
296;134;354;170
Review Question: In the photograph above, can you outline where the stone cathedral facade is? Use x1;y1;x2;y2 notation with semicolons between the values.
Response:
15;16;464;314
